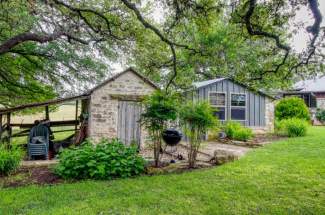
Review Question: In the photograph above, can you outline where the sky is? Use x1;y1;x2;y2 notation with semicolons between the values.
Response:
292;1;325;52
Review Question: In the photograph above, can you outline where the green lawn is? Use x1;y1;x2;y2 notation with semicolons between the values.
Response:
1;127;325;215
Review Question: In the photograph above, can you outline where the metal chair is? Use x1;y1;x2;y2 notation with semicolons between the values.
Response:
27;124;50;160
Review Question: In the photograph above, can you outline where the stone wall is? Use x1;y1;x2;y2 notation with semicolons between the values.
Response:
317;98;325;109
264;97;275;132
88;70;155;144
249;98;275;134
312;97;325;125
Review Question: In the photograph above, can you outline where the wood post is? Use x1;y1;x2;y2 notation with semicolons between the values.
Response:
0;114;2;139
45;106;49;120
75;100;79;133
7;112;12;146
81;99;89;116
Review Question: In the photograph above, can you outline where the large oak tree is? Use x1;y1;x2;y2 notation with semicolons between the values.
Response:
0;0;323;107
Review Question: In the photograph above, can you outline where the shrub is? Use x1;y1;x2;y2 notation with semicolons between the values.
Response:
233;128;253;142
224;122;253;142
141;90;179;167
316;109;325;123
179;101;217;168
275;118;308;137
55;139;146;180
275;97;310;121
0;146;23;176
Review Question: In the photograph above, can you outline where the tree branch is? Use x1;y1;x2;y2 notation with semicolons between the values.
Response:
0;31;88;55
243;0;291;80
290;0;323;73
0;32;62;55
51;0;126;41
120;0;202;90
243;0;323;80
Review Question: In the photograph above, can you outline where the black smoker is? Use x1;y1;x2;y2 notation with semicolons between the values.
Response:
162;128;183;146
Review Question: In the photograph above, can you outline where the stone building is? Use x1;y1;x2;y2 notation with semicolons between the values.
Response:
85;68;158;146
0;68;157;153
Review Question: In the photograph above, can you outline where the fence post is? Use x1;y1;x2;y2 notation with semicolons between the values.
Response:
0;114;2;140
75;100;79;134
45;106;49;120
7;112;12;146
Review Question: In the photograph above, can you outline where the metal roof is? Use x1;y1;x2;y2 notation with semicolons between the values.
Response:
193;78;274;99
193;78;226;88
293;76;325;92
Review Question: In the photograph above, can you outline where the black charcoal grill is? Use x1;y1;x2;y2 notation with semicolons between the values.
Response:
162;128;183;146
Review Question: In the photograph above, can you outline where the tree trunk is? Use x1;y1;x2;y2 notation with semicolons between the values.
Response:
153;130;162;167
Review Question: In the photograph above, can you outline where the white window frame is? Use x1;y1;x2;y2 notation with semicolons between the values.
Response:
208;91;227;121
230;93;247;121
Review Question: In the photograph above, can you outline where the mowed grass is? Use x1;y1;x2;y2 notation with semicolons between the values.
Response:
10;103;78;145
1;127;325;215
12;103;79;124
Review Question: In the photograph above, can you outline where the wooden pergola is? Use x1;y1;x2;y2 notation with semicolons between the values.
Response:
0;94;90;146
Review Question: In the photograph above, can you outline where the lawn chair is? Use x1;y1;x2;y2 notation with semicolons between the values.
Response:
27;124;50;160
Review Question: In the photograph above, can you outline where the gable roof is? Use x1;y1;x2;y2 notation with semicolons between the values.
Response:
193;78;274;99
0;68;158;114
293;76;325;92
88;67;159;93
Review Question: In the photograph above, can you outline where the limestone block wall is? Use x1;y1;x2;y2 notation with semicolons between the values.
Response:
317;98;325;109
265;97;275;132
88;71;155;143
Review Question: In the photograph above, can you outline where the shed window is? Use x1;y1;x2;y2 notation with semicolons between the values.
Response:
231;93;246;120
213;107;226;120
209;92;226;120
209;93;225;106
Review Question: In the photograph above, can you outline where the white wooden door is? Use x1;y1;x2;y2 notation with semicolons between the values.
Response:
117;101;141;147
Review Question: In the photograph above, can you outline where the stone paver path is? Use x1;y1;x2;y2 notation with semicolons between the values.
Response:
22;159;58;167
201;142;251;157
176;141;252;162
23;141;255;167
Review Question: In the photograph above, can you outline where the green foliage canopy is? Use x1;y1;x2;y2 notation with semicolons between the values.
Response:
0;0;323;109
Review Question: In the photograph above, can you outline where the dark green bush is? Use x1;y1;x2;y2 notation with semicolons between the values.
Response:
275;118;308;137
55;139;146;180
316;109;325;123
275;97;310;121
224;122;253;142
0;146;23;176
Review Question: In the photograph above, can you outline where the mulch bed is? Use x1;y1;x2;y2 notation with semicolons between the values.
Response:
0;166;63;188
1;160;214;188
146;161;213;175
4;134;283;188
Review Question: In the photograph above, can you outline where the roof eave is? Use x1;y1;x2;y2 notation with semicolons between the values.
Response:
193;77;275;100
88;67;159;94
